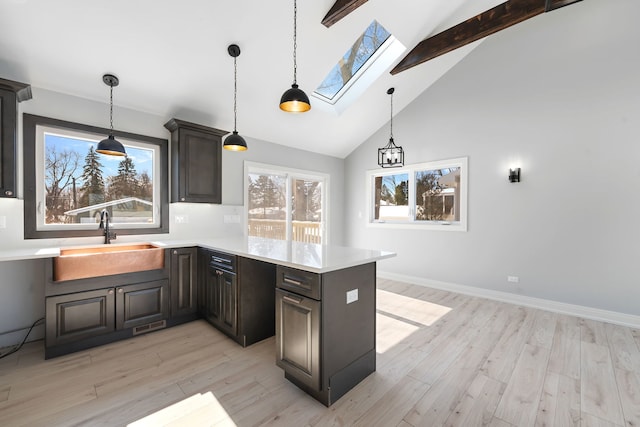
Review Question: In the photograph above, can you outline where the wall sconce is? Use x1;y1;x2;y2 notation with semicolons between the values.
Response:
509;168;521;183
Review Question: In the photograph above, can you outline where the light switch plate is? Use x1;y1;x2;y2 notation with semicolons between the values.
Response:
0;216;6;229
346;289;358;304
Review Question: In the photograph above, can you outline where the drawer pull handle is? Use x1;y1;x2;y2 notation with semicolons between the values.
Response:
283;276;303;286
283;295;303;304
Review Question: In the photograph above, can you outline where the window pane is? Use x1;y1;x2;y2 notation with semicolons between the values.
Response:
415;167;461;222
292;179;322;244
374;173;409;221
44;133;155;226
314;20;391;100
247;172;287;240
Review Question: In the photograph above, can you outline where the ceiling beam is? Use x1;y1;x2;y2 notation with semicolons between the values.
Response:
390;0;582;75
321;0;368;28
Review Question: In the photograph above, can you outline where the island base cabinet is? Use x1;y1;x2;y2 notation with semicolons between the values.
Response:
46;288;115;348
275;262;377;406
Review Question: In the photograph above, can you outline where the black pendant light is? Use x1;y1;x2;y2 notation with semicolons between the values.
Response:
378;88;404;168
96;74;126;156
224;44;248;151
280;0;311;113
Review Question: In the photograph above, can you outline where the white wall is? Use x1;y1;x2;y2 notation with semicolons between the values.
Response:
345;0;640;317
0;87;344;347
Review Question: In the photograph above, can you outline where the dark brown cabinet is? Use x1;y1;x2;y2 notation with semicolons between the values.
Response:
199;248;276;347
45;288;115;347
275;263;377;406
170;247;198;321
116;280;168;330
0;78;31;198
164;118;227;203
45;279;168;353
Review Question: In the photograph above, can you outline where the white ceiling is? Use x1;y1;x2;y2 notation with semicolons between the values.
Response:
1;0;507;158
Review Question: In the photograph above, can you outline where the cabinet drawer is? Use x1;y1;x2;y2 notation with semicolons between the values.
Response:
276;266;321;300
208;250;236;272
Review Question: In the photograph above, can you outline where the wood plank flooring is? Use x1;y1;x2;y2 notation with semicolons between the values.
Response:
1;278;639;426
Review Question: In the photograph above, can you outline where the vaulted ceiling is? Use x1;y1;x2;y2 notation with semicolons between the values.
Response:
0;0;586;158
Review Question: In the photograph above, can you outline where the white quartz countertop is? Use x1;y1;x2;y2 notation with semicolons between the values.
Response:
0;237;395;273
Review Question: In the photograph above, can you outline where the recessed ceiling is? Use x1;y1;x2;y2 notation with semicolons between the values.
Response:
0;0;506;158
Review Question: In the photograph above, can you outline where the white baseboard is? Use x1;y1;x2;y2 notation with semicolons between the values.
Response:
377;271;640;329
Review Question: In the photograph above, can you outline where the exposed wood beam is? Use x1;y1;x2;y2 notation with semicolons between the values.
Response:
321;0;368;28
390;0;582;75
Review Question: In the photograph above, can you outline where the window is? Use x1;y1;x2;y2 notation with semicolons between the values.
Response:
23;114;169;239
311;20;406;115
245;162;328;244
367;157;468;231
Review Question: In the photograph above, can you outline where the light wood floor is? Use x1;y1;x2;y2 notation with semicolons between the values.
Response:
1;278;639;426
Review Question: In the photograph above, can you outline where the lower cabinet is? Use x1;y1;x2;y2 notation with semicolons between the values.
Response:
45;288;115;348
45;279;169;358
199;248;275;347
275;263;377;406
116;280;168;330
170;247;198;321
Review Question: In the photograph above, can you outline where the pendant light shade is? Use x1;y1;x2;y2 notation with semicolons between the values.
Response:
280;0;310;113
378;88;404;168
96;74;126;157
224;44;248;151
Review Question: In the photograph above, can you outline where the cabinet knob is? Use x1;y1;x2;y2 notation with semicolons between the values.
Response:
173;250;178;255
181;197;185;201
108;289;114;295
118;288;124;294
4;190;13;196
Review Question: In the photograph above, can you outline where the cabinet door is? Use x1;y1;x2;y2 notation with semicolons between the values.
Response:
45;288;115;347
219;269;238;336
170;248;197;318
116;279;169;330
275;289;321;391
175;128;221;203
204;268;222;325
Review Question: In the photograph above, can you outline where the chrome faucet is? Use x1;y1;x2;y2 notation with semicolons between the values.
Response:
99;209;116;244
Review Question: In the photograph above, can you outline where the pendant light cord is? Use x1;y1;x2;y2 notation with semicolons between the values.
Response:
292;0;298;85
389;90;394;140
233;55;238;132
109;84;114;136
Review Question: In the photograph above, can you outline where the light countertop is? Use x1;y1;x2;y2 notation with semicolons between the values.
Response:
0;236;395;274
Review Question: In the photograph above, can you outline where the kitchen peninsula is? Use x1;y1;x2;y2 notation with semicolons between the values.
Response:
1;237;395;406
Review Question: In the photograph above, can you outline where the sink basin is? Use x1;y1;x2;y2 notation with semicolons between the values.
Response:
53;243;164;282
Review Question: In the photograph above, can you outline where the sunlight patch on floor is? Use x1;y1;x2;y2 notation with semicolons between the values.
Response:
377;289;452;326
127;391;235;427
375;289;452;353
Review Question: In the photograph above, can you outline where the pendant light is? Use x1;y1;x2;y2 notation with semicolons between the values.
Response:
378;88;404;168
279;0;311;113
96;74;126;156
224;44;248;151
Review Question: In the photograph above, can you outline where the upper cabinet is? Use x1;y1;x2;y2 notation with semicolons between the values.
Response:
164;118;227;203
0;77;31;198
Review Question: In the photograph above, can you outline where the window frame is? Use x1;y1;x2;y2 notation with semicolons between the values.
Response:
366;157;468;232
23;113;169;239
310;20;406;115
244;161;330;244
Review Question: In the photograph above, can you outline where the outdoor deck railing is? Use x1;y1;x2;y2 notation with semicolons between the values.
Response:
248;219;322;244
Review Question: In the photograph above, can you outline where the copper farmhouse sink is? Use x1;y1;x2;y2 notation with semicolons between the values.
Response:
53;244;164;282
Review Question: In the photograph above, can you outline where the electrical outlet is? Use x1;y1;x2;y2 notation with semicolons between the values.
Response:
0;216;6;229
174;215;189;224
507;276;519;283
346;289;358;304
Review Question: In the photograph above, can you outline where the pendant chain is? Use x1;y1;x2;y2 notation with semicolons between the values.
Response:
234;56;238;132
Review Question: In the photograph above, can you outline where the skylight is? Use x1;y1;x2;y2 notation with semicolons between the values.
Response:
312;20;405;115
